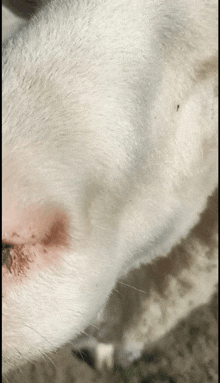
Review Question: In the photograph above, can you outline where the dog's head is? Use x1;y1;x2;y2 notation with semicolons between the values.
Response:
2;0;218;373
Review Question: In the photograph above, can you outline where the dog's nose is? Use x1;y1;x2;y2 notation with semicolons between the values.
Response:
2;243;13;268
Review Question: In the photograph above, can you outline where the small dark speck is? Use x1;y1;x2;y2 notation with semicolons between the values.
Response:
176;104;180;111
12;232;20;237
31;235;36;239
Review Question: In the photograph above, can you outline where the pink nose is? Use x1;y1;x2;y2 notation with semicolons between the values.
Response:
2;207;70;294
2;204;70;249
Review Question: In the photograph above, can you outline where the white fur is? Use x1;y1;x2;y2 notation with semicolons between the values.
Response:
2;0;218;373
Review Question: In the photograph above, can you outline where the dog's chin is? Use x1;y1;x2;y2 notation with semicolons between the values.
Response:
2;242;122;372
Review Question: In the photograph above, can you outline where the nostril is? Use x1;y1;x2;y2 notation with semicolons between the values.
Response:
2;207;70;284
2;240;35;277
2;243;14;269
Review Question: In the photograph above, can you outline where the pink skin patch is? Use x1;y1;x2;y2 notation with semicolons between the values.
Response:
2;206;70;295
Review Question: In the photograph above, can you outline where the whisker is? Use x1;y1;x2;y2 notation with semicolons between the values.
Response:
65;308;101;330
82;320;100;330
23;324;54;347
41;351;56;368
118;281;147;294
112;288;123;298
14;346;36;367
80;330;90;337
74;349;87;363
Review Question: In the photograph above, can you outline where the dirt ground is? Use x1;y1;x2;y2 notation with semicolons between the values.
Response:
3;288;218;383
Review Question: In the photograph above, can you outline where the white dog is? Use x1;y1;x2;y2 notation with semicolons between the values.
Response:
2;0;218;374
